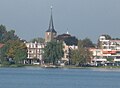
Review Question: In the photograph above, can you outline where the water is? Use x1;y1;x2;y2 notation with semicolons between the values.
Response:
0;67;120;88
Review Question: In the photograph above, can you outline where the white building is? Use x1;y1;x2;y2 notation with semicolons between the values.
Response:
90;35;120;63
25;42;45;64
62;41;78;61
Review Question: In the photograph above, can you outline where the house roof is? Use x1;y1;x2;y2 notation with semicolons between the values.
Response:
56;34;71;40
56;34;78;46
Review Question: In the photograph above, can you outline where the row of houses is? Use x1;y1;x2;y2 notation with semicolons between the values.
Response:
0;7;119;66
25;35;120;65
24;7;120;66
90;35;120;65
25;33;78;65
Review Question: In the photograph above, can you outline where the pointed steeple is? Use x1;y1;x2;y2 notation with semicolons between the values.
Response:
46;6;57;33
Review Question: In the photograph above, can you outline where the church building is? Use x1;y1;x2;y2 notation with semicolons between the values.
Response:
45;6;57;42
25;6;78;65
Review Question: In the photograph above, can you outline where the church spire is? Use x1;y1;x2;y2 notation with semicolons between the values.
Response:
46;6;56;33
45;6;57;42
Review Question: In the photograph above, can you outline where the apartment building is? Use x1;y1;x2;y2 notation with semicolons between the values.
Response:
25;42;45;64
90;35;120;63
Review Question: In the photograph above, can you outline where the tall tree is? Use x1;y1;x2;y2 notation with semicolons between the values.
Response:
70;40;92;66
43;41;64;65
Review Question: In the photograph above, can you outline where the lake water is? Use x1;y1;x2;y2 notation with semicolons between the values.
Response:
0;67;120;88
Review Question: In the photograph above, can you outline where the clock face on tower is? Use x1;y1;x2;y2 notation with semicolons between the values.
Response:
48;32;50;35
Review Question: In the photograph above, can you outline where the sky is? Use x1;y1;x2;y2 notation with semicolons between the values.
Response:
0;0;120;43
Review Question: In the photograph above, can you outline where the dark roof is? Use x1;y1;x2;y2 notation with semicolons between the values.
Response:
56;34;71;40
56;34;78;46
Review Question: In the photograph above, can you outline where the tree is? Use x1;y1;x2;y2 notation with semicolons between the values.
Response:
64;36;78;46
43;41;64;65
70;49;81;65
0;25;7;43
82;38;95;48
1;40;27;65
70;40;92;66
0;40;11;65
14;49;27;64
6;30;18;41
0;24;19;43
0;24;27;65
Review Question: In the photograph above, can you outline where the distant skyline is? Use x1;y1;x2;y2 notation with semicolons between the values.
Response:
0;0;120;43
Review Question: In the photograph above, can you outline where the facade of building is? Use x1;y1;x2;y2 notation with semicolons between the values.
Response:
99;35;120;59
25;42;45;64
89;48;107;63
90;35;120;63
62;41;78;62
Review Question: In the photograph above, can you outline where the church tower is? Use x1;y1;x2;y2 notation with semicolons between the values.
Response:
45;6;57;42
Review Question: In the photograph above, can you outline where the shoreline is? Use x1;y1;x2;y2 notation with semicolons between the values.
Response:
1;64;120;69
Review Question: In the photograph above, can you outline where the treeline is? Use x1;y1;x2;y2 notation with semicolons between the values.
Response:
0;25;27;66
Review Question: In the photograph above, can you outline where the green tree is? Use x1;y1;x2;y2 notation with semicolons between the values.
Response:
0;25;7;43
70;40;92;66
14;49;27;64
82;38;95;48
0;41;11;65
0;40;27;65
43;41;64;65
64;36;78;46
70;49;81;65
6;30;18;41
0;24;19;43
0;24;27;65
